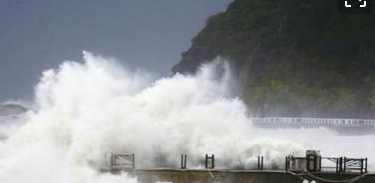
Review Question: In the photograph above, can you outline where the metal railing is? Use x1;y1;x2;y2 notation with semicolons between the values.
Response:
110;153;135;169
286;156;368;174
107;153;368;175
251;117;375;127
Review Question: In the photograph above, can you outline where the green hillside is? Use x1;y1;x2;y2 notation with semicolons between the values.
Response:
172;0;375;118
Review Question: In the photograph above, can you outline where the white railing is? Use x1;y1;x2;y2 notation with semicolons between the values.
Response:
251;117;375;127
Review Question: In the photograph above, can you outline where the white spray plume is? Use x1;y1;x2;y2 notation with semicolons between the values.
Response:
2;51;373;183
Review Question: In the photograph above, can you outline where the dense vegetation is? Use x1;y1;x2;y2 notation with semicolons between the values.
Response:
172;0;375;118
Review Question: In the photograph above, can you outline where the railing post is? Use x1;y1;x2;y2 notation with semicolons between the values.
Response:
110;153;114;165
181;154;187;169
205;154;208;169
181;154;183;169
184;154;187;169
212;154;215;169
365;158;368;173
258;156;261;170
132;154;135;169
205;154;215;169
285;156;288;172
340;157;343;173
258;156;263;170
319;155;322;171
257;156;263;170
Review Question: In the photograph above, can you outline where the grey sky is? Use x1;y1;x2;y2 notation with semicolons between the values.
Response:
0;0;232;102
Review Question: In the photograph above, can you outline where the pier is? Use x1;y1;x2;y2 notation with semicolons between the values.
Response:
102;151;375;183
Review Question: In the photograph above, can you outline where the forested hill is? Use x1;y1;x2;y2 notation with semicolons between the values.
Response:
172;0;375;118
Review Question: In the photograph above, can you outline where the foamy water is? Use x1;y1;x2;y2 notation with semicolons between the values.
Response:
0;51;373;183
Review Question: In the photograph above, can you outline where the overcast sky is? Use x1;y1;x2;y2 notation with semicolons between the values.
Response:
0;0;232;102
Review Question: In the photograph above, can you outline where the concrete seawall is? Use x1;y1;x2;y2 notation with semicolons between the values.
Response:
108;169;375;183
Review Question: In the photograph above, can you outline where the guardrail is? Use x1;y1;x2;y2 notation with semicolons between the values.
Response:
251;117;375;127
107;152;367;175
110;153;135;169
286;156;368;174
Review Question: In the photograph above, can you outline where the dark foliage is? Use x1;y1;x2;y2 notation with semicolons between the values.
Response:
172;0;375;118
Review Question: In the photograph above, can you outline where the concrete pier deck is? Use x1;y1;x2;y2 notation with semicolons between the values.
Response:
103;168;375;183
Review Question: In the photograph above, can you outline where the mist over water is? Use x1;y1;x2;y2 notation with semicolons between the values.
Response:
0;52;374;183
